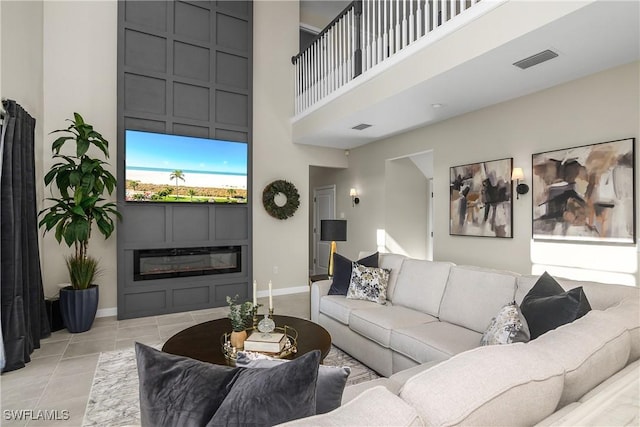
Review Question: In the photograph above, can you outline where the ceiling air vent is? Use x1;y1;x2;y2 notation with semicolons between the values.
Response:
513;49;559;70
352;123;372;130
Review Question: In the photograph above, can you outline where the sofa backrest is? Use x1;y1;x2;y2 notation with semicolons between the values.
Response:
516;275;639;310
391;259;454;316
399;343;565;426
605;298;640;364
358;252;408;301
438;265;518;333
527;310;631;408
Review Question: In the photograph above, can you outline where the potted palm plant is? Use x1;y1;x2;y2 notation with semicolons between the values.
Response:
38;113;121;333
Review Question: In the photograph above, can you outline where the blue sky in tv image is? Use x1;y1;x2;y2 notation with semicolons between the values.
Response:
125;130;248;194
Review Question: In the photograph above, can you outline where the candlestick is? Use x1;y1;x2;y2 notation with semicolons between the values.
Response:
252;280;257;307
268;280;273;311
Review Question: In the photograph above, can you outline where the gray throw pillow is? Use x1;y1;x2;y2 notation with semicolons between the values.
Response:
135;343;321;427
208;350;321;426
135;342;237;427
236;351;351;414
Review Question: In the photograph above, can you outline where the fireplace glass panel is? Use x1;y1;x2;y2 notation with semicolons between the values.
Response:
134;246;241;281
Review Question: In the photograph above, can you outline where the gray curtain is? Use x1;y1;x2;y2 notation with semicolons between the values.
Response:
1;99;50;372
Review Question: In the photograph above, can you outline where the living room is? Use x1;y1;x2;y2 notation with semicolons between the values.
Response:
1;0;639;426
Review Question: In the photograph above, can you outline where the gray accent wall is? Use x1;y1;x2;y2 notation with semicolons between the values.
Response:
116;1;252;319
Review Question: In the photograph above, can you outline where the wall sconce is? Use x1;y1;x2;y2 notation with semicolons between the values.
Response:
350;188;360;206
511;168;529;199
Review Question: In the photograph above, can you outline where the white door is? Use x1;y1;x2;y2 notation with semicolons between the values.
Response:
313;185;336;275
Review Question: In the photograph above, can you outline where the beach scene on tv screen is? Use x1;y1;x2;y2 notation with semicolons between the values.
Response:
125;130;248;203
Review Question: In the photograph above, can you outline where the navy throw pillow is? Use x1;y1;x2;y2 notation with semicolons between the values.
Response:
520;272;591;340
328;252;379;295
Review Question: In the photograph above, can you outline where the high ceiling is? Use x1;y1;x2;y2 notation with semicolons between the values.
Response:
295;0;640;149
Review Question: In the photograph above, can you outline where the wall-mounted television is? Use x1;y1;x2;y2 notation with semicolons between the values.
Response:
125;130;248;203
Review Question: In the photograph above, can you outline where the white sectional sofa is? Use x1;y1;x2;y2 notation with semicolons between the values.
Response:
285;252;640;426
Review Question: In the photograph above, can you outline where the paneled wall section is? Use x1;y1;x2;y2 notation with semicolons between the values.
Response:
117;1;252;319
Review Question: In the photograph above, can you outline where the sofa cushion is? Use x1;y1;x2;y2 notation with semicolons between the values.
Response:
377;253;407;301
328;252;378;295
439;265;518;333
349;306;437;348
235;352;351;414
390;321;481;364
605;298;640;363
521;272;591;340
346;264;390;304
399;343;565;426
391;259;454;317
277;386;422;427
527;310;631;408
480;301;530;346
320;295;387;325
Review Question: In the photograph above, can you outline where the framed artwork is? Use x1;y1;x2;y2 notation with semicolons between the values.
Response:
532;138;635;243
450;157;513;238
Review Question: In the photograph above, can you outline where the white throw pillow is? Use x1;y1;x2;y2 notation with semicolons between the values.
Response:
346;262;390;305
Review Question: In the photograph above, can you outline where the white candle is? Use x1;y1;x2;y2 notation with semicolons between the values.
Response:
268;280;273;310
253;280;257;307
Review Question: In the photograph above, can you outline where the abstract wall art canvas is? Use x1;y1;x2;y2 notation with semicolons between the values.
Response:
532;138;635;243
450;158;513;238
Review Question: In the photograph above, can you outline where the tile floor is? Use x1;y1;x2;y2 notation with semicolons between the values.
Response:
0;293;310;427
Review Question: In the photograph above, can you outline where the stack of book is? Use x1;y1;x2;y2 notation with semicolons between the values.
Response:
244;332;286;353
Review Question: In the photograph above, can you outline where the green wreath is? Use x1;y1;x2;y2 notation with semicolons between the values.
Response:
262;179;300;220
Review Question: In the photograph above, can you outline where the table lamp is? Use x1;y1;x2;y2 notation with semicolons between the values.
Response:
320;220;347;277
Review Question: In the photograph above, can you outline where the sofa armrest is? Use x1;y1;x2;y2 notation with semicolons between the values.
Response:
311;280;332;323
276;386;422;427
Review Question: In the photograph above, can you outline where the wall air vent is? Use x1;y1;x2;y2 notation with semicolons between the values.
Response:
513;49;559;70
352;123;372;130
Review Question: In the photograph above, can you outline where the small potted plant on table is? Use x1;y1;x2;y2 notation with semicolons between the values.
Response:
226;295;260;349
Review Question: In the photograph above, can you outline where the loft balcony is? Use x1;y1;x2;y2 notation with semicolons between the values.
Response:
291;0;640;150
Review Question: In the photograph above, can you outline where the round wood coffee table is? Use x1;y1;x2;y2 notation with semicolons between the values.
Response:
162;315;331;365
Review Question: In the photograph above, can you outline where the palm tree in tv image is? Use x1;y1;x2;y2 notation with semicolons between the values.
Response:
169;170;185;200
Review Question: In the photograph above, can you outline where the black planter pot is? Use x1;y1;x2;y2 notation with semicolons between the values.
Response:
59;285;99;333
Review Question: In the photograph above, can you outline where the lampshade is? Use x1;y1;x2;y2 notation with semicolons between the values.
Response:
320;220;347;242
349;188;358;197
511;167;525;181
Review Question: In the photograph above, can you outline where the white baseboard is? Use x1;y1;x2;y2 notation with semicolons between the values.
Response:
257;285;309;298
95;286;308;318
96;307;118;318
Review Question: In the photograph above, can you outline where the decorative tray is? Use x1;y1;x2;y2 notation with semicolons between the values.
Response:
221;325;298;365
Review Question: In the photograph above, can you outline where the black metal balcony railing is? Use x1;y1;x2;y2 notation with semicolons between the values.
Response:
292;0;483;116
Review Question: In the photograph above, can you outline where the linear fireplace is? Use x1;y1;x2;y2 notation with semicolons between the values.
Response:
133;246;241;281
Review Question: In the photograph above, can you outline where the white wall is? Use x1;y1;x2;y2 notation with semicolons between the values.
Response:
252;1;347;293
384;157;429;258
41;0;118;309
336;61;640;285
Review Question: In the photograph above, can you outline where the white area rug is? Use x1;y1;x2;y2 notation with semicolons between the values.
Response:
82;345;379;427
